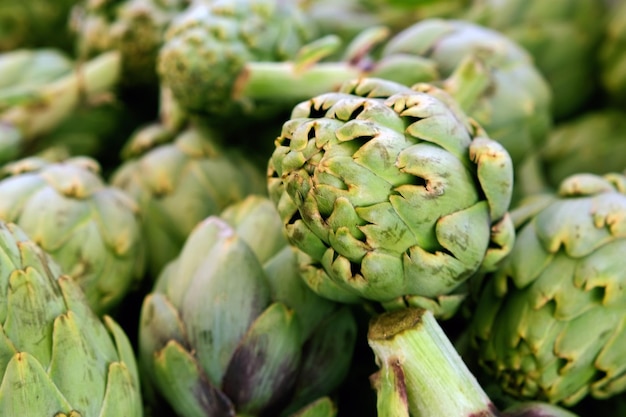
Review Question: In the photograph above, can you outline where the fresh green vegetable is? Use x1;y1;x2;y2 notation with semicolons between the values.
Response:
469;172;626;406
0;220;143;416
0;156;146;315
466;0;606;119
71;0;190;86
268;77;515;319
369;307;579;417
138;195;357;417
111;121;266;278
157;0;316;121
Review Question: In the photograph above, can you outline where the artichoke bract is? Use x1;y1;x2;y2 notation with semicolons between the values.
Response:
111;121;266;278
538;108;626;189
377;18;553;168
139;195;357;417
469;172;626;406
157;0;316;119
465;0;606;119
0;156;145;315
0;48;122;153
268;77;515;319
0;221;142;416
71;0;190;86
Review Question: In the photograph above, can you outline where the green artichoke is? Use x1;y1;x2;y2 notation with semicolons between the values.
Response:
537;108;626;189
0;156;145;315
0;48;122;153
138;195;357;417
0;220;142;416
465;0;606;119
71;0;189;86
599;0;626;104
268;77;515;319
157;0;316;120
111;121;266;278
376;18;553;168
469;172;626;406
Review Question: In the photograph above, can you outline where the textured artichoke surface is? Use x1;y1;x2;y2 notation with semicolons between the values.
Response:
0;156;145;315
111;122;266;278
466;0;606;119
0;221;142;416
157;0;316;118
139;195;357;417
378;18;553;167
268;77;515;319
71;0;190;86
470;172;626;406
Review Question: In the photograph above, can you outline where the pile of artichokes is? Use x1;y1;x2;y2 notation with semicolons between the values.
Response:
1;0;626;416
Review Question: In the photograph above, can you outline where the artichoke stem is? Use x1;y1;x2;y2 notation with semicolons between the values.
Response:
368;308;497;417
233;62;362;102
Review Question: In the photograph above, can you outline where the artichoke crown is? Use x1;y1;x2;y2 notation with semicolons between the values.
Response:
0;221;142;416
470;172;626;406
268;77;515;318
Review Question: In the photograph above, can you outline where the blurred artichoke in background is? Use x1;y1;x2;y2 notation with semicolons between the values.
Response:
139;195;357;417
376;18;553;170
0;48;122;162
599;0;626;105
465;0;606;119
71;0;190;86
0;221;142;416
268;77;515;319
157;0;317;123
0;0;79;52
0;156;145;315
111;121;266;278
537;108;626;189
469;172;626;406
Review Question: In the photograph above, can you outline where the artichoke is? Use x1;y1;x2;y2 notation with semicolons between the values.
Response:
0;48;122;156
0;220;142;416
268;77;515;319
0;156;145;315
71;0;190;86
376;18;553;168
537;108;626;189
111;121;266;278
138;195;357;417
469;172;626;406
157;0;316;121
465;0;606;119
599;0;626;104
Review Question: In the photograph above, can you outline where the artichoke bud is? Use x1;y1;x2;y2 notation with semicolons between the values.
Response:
0;156;145;315
139;196;356;416
268;77;514;319
158;0;316;117
377;18;552;169
470;172;626;406
111;123;266;278
0;221;142;416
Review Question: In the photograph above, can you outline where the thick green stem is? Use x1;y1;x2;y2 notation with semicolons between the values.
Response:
368;308;497;417
233;61;363;102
